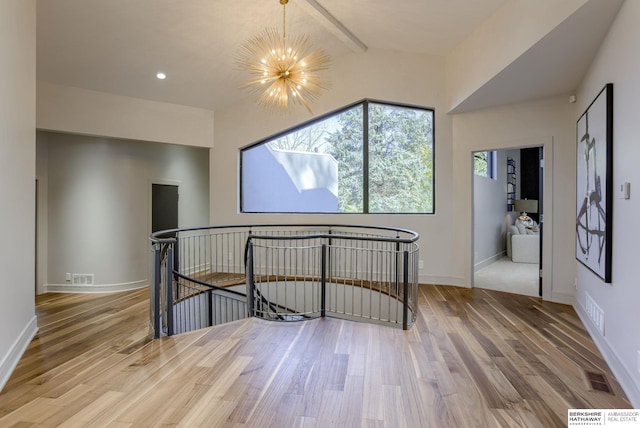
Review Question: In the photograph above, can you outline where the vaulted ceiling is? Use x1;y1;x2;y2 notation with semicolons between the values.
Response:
36;0;623;113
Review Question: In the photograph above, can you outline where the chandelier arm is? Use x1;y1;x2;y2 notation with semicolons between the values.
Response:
292;86;313;115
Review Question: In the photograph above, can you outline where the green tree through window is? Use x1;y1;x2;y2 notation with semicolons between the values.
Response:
474;151;496;179
325;106;364;212
367;103;433;213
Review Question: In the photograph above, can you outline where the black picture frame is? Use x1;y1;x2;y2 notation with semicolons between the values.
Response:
576;83;613;283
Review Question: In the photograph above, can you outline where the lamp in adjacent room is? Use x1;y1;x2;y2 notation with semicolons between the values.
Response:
235;0;331;114
514;199;538;228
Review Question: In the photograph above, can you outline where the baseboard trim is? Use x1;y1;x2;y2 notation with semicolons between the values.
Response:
574;301;640;408
474;251;506;272
46;279;148;294
181;263;211;276
0;316;38;392
550;291;574;305
420;274;466;287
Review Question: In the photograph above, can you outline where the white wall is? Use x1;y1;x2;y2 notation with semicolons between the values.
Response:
36;134;49;295
574;0;640;407
37;82;215;148
0;0;37;391
446;0;587;111
37;132;210;292
211;50;457;285
473;150;517;270
452;96;577;303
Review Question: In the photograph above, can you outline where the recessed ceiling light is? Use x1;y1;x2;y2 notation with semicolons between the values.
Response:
156;72;167;80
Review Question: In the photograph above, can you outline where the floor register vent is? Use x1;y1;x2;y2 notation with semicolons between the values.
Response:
585;371;613;395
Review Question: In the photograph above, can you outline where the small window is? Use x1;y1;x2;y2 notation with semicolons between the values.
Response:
241;100;434;214
474;151;496;179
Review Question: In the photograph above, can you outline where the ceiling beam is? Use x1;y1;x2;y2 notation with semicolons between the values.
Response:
300;0;368;53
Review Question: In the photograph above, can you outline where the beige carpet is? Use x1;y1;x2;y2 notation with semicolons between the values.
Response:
474;256;539;297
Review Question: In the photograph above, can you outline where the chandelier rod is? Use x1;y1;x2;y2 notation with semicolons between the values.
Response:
281;0;288;46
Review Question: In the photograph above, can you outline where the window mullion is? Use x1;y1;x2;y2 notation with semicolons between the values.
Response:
363;101;369;214
488;151;494;179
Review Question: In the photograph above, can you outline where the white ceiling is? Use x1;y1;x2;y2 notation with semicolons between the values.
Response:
36;0;621;113
36;0;507;111
451;0;625;113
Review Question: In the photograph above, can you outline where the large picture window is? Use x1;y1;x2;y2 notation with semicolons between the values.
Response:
241;100;434;214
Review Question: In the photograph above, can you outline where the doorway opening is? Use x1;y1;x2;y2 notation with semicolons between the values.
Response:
472;147;543;297
152;183;179;234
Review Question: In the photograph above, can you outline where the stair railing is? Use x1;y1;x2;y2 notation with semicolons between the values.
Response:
150;225;419;337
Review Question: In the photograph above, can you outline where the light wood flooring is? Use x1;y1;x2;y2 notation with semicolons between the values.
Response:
0;285;631;427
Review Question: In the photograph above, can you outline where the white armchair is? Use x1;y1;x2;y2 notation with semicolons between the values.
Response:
507;224;539;264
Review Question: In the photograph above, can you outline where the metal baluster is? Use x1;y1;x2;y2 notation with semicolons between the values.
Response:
402;250;409;331
247;240;255;317
321;244;326;318
152;243;161;338
167;245;174;336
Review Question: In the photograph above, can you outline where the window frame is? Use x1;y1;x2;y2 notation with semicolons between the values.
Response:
474;150;497;179
239;98;435;214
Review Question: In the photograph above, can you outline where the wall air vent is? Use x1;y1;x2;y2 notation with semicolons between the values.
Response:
585;293;605;335
72;274;94;286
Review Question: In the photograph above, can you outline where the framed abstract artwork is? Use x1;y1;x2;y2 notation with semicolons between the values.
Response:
576;83;613;283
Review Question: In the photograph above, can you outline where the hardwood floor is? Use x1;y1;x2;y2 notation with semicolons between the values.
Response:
0;285;630;427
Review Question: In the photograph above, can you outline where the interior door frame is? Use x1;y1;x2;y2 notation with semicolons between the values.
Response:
149;179;181;236
470;139;552;301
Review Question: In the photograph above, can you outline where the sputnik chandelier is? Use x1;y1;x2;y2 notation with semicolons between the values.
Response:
236;0;331;114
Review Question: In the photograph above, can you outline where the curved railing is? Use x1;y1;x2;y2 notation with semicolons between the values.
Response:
150;225;419;337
